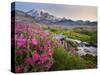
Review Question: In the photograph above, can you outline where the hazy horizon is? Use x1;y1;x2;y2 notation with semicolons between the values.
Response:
13;2;97;21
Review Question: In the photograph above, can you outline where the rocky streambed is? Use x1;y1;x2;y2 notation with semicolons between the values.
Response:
53;34;97;56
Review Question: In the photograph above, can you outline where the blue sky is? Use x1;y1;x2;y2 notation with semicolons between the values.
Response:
13;2;97;21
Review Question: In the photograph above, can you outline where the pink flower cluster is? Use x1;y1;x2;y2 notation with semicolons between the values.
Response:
17;37;27;47
15;21;54;73
32;38;38;45
15;64;24;73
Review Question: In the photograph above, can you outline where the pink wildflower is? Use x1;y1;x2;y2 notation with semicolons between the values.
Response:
15;64;24;73
24;57;34;65
32;38;38;45
40;54;47;63
46;61;54;70
40;47;44;51
17;37;27;46
48;49;53;56
16;50;27;55
44;44;49;50
32;52;40;62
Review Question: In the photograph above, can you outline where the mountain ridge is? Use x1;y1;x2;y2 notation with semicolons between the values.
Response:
13;9;97;25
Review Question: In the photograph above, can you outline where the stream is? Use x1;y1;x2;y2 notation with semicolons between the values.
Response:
53;34;97;56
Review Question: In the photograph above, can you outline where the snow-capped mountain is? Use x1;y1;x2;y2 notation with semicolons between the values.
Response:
14;9;97;25
26;9;61;24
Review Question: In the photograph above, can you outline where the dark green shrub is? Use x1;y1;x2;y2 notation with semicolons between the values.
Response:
51;46;86;70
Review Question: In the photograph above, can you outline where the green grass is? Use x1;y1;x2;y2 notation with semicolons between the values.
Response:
50;46;97;70
81;54;97;68
51;46;86;70
46;27;97;45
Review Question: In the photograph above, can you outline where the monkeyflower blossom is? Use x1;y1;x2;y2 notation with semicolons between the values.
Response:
15;64;24;73
32;38;38;45
48;49;53;57
17;37;27;46
24;57;34;65
40;54;47;63
45;61;54;70
32;52;40;62
16;50;26;56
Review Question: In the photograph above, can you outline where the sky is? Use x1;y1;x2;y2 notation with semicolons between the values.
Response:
13;2;97;21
